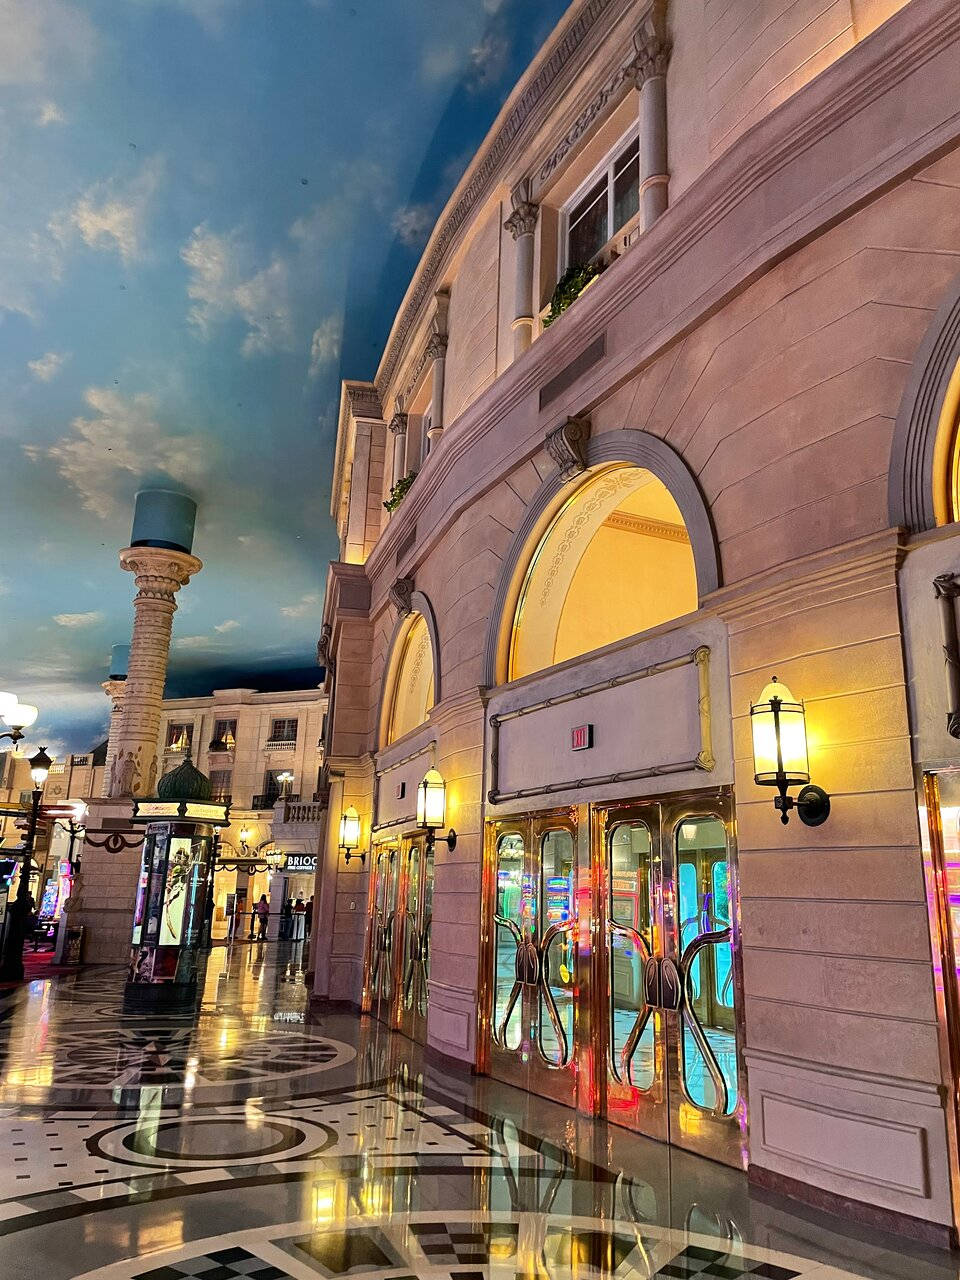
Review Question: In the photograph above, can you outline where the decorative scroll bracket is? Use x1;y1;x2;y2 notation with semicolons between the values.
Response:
544;415;591;480
934;573;960;738
389;576;415;617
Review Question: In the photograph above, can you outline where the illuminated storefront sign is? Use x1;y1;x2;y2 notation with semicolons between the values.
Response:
285;854;318;873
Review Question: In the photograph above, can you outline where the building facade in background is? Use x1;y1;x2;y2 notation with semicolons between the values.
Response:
49;685;327;950
315;0;960;1246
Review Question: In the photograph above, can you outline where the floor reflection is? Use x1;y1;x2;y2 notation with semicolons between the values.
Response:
0;948;951;1280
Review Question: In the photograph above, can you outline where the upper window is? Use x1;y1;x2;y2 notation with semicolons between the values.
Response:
209;769;232;801
166;723;193;752
269;718;298;744
212;719;236;749
508;465;698;682
564;132;639;269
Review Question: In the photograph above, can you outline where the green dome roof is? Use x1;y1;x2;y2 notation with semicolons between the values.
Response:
157;756;212;802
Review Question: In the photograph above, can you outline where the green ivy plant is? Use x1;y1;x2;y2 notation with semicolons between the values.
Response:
384;470;418;512
542;260;604;328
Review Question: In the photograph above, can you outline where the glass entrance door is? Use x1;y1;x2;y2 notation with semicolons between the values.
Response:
397;834;433;1044
485;812;577;1106
599;792;744;1168
366;841;399;1026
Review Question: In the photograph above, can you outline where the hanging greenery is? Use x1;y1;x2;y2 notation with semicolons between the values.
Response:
384;470;418;512
542;260;604;328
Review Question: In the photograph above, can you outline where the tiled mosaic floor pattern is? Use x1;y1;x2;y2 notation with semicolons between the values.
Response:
0;947;951;1280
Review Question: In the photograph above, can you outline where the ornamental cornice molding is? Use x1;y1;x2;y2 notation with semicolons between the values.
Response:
375;0;631;396
346;382;383;421
361;0;960;600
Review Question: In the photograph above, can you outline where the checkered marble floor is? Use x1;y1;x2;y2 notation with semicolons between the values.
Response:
0;950;951;1280
70;1213;869;1280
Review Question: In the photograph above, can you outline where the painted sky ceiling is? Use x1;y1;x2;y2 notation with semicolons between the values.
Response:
0;0;570;755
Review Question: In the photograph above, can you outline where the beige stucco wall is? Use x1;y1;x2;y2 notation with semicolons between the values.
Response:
443;205;503;426
318;0;960;1235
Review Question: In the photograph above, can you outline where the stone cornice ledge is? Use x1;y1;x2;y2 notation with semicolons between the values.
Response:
364;0;960;599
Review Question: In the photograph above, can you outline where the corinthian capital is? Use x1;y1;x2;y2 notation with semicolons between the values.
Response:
504;178;539;239
627;11;671;86
388;411;408;436
119;546;203;601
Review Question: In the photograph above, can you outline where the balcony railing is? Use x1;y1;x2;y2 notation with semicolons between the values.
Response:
251;792;299;810
264;739;297;751
278;800;326;824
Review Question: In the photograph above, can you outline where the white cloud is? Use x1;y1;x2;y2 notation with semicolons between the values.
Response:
51;155;163;264
28;350;68;382
214;619;239;633
0;577;9;596
0;0;97;86
308;316;341;379
468;31;510;88
27;385;210;518
36;100;65;126
421;45;460;83
280;592;320;618
391;204;434;248
53;610;102;628
174;634;214;650
181;224;295;357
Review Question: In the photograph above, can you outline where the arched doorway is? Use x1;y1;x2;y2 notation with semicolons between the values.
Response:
368;600;440;1043
508;464;699;681
480;436;743;1167
382;611;436;747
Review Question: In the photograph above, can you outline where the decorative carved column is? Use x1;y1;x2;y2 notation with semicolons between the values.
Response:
504;179;539;359
425;290;449;446
629;12;671;230
100;678;127;799
109;547;202;798
425;335;447;446
389;412;408;489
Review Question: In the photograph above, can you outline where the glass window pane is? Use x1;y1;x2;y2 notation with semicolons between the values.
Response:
402;847;420;1011
613;149;639;233
675;817;738;1116
539;829;575;1066
494;833;525;1052
609;822;654;1089
160;837;193;945
568;178;608;266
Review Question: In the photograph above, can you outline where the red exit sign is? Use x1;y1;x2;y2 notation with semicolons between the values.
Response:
571;724;594;751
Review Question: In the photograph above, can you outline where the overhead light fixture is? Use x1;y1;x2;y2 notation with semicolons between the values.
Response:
751;677;830;827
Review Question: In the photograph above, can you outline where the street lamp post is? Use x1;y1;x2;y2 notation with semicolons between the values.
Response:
0;746;52;982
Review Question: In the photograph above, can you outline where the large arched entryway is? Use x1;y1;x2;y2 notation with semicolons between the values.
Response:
509;464;699;681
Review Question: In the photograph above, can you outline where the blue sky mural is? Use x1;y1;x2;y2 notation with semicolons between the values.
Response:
0;0;570;756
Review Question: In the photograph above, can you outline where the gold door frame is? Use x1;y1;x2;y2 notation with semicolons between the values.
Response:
595;787;747;1169
479;807;584;1109
479;787;747;1169
363;839;401;1025
396;832;432;1045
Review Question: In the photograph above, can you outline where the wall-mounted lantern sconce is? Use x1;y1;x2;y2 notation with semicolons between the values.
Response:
417;768;457;851
238;825;252;853
751;677;830;827
339;805;364;865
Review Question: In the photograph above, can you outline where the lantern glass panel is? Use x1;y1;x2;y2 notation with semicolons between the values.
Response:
339;807;360;850
751;680;809;786
417;769;446;829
